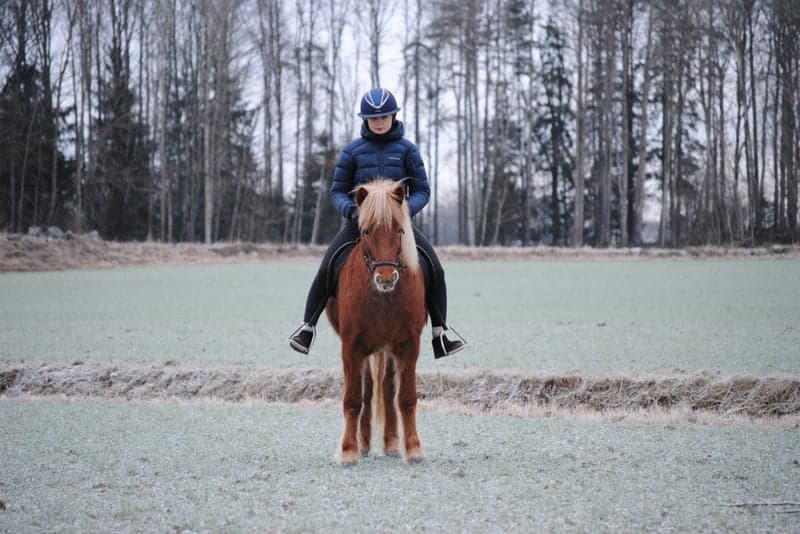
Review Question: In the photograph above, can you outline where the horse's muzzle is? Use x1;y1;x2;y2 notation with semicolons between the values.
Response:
373;269;400;293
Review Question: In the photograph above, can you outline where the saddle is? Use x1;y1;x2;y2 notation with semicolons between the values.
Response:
327;240;433;297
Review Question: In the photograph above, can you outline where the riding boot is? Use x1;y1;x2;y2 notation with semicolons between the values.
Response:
413;227;468;359
289;222;360;355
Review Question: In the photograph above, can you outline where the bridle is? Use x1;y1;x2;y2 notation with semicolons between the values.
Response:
361;228;407;274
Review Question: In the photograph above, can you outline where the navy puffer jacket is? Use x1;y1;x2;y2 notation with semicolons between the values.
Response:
330;120;430;221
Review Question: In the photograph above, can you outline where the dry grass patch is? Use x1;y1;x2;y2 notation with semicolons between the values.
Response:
3;232;799;272
2;361;797;424
0;233;326;272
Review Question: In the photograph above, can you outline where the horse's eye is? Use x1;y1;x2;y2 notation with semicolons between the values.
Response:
398;228;405;235
362;229;370;236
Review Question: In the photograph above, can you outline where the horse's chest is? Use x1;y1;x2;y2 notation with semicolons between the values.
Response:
355;288;420;327
363;291;406;316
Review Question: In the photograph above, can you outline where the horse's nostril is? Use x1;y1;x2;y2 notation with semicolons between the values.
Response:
374;271;398;291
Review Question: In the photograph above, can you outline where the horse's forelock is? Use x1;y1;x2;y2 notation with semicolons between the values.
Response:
357;180;419;272
357;183;392;230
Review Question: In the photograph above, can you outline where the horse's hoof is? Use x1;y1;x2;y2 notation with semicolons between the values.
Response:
337;449;360;466
384;449;401;458
360;449;370;458
404;448;425;464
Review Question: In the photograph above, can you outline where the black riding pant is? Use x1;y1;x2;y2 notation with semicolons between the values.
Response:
302;221;448;328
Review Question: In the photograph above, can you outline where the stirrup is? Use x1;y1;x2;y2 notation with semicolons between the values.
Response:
446;325;468;346
442;326;469;350
434;326;468;358
289;323;316;354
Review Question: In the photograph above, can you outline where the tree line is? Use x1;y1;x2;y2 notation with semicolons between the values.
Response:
1;0;798;246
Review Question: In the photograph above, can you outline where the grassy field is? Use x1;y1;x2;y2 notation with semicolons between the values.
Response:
1;258;798;374
1;398;799;532
2;257;799;531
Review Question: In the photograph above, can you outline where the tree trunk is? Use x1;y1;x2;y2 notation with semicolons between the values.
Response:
573;0;586;247
201;7;213;244
673;37;687;246
698;3;716;244
256;0;273;199
432;49;441;244
620;0;632;246
270;0;285;201
289;41;303;244
68;0;84;233
600;6;614;247
747;2;760;238
359;0;389;87
715;41;732;243
312;0;345;244
158;0;170;242
634;5;653;246
659;13;673;247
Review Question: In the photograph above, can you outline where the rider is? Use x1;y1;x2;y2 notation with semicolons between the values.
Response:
289;87;467;359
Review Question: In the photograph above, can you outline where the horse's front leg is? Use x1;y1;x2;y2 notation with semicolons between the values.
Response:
382;356;400;457
359;360;373;457
338;344;366;466
395;339;424;463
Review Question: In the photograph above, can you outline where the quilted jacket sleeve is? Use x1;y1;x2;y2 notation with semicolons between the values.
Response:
405;143;431;217
330;144;358;221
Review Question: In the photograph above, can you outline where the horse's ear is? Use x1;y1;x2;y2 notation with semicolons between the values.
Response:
390;180;407;204
354;186;369;207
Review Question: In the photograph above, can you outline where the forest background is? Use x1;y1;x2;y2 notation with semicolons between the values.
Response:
1;0;798;247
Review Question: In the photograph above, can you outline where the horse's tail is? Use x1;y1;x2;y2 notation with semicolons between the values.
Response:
369;352;387;434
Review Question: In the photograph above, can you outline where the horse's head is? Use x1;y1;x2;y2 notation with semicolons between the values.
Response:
354;179;419;293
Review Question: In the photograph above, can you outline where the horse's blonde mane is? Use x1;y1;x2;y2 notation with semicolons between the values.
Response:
357;179;419;272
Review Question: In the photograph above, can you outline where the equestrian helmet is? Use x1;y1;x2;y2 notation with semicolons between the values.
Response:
358;88;401;118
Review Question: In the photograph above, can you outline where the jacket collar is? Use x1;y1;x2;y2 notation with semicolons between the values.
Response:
361;120;405;142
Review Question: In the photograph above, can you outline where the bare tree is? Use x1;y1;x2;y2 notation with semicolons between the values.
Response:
156;0;173;242
67;0;86;232
200;1;213;243
573;0;586;247
620;0;632;246
633;2;653;246
357;0;394;87
6;0;800;246
311;0;349;244
770;0;799;240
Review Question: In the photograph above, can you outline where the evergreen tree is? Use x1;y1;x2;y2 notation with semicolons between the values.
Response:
0;1;71;232
534;17;574;245
89;35;152;240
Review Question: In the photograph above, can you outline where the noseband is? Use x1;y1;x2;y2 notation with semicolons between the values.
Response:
362;246;405;274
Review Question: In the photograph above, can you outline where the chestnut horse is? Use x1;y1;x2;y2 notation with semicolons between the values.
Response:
325;179;427;465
